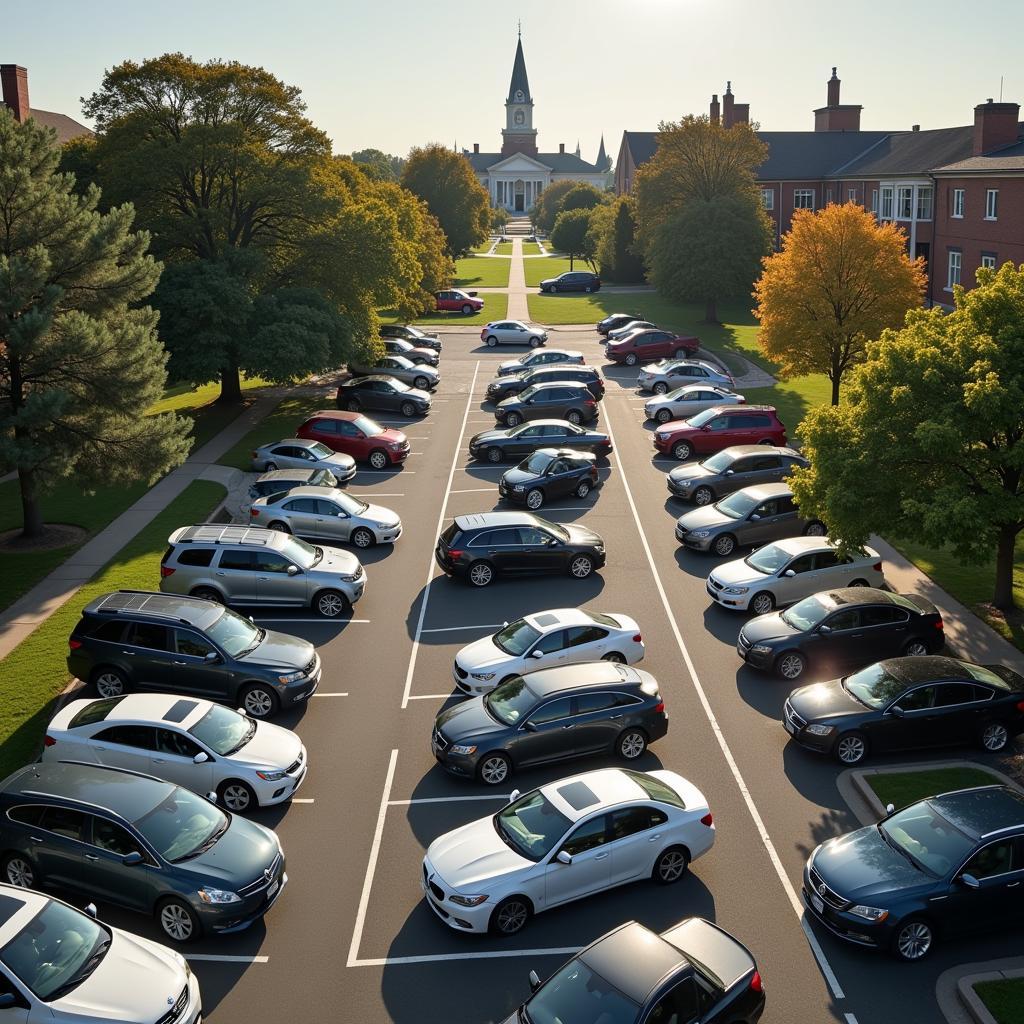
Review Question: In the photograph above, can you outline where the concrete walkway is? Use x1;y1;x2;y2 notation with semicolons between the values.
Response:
506;235;529;320
938;958;1024;1024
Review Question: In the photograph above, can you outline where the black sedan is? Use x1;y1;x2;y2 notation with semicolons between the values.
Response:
380;323;442;352
539;270;601;294
486;365;604;403
596;311;643;336
784;656;1024;764
500;448;600;510
738;588;944;681
336;375;430;417
468;419;612;463
803;785;1024;961
500;918;765;1023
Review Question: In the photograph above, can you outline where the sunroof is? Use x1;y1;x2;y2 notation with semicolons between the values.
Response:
535;613;560;627
556;781;599;811
163;699;199;723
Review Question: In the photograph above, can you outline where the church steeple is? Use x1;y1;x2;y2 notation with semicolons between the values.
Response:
506;34;532;104
501;30;538;157
596;134;610;170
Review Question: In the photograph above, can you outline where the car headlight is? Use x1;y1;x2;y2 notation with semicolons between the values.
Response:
277;670;305;684
449;894;489;907
450;743;477;755
751;644;772;655
387;442;402;450
724;586;748;595
197;887;241;904
339;572;361;582
675;481;692;487
375;521;393;529
513;484;525;492
471;671;496;681
691;530;711;538
256;769;289;781
805;724;835;737
656;433;668;441
849;905;889;922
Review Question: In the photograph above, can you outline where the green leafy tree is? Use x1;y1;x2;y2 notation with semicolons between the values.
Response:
351;148;406;182
593;196;645;283
550;208;597;271
401;145;490;256
491;206;510;232
531;179;575;235
560;183;605;213
0;111;191;539
790;262;1024;611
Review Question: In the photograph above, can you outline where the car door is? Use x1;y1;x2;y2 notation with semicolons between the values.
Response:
173;628;235;699
545;812;611;905
860;604;912;659
83;816;154;912
946;837;1024;931
280;496;321;537
89;724;159;772
929;682;990;745
120;622;175;689
0;968;30;1024
213;549;260;604
475;528;521;575
763;495;802;541
34;807;90;894
803;607;863;673
644;975;709;1024
877;685;938;751
696;413;735;453
507;424;545;456
516;696;576;766
740;497;785;546
570;690;624;754
518;526;568;574
543;457;575;500
524;628;571;670
772;552;818;604
150;727;216;793
314;497;353;541
337;419;369;460
253;550;304;605
606;806;671;885
721;455;764;492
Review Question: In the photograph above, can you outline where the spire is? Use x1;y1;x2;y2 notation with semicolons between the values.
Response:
596;134;608;169
506;34;531;103
575;139;581;158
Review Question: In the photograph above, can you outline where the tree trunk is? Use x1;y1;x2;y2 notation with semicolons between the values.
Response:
830;374;841;406
703;297;719;324
218;364;243;404
992;523;1019;611
569;254;575;270
17;466;44;539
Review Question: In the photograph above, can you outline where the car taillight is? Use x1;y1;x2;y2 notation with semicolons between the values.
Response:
68;639;82;650
585;399;596;406
448;549;463;559
738;397;746;404
633;633;642;643
43;735;56;747
251;451;258;459
749;971;763;994
250;507;260;517
873;562;882;571
159;566;175;578
934;619;944;629
700;812;714;827
653;701;665;714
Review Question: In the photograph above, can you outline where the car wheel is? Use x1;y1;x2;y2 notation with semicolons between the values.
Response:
652;382;669;395
218;780;258;813
672;441;693;461
569;554;594;579
485;335;498;347
602;651;627;664
656;409;672;424
190;587;223;605
400;401;416;417
315;589;350;618
157;898;202;944
505;412;522;427
351;527;375;549
575;480;591;499
617;728;648;760
549;285;558;294
368;449;389;470
693;486;714;506
345;399;361;412
91;667;127;698
776;651;807;681
486;447;503;464
490;897;532;937
849;578;869;587
892;918;934;962
526;488;544;510
411;376;427;390
804;521;827;536
268;521;290;534
585;285;592;293
673;348;689;359
712;534;736;557
461;304;473;315
625;353;638;366
834;731;868;765
566;410;583;425
468;561;495;587
264;461;278;471
3;853;36;889
750;591;775;615
757;438;775;446
652;846;690;885
981;721;1010;752
477;752;511;786
240;684;279;719
529;337;542;348
903;639;930;656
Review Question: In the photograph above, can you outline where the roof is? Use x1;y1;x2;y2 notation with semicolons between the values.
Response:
524;608;596;631
0;889;47;942
542;768;651;823
832;125;974;177
170;524;281;547
720;444;802;459
507;36;531;103
465;151;603;173
735;481;794;501
933;134;1024;173
756;130;893;179
84;590;222;630
581;921;686;1004
523;662;639;695
879;654;978;684
931;786;1024;839
80;693;210;730
660;918;755;990
29;108;92;144
622;130;659;168
454;511;543;529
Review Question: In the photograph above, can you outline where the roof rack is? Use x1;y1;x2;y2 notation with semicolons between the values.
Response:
93;590;204;625
175;523;274;547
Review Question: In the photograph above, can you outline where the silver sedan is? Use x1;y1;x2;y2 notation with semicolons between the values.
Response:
250;486;402;548
645;386;745;424
251;438;356;480
637;359;734;393
382;337;440;366
349;354;440;390
482;320;549;348
607;319;657;341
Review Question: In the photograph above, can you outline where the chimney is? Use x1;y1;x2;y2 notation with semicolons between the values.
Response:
827;67;840;107
733;103;750;125
722;82;734;128
709;93;720;125
911;124;920;132
814;66;862;132
473;142;479;153
559;142;565;154
973;99;1020;155
0;65;29;122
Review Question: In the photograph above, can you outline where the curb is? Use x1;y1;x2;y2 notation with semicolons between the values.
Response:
957;967;1024;1024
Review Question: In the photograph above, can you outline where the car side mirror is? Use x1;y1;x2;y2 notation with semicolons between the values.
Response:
122;851;143;867
509;789;521;802
204;651;220;663
960;872;981;890
193;751;210;764
783;569;796;577
84;903;98;919
237;708;246;715
338;512;347;518
556;850;573;866
529;970;541;992
818;624;832;635
522;721;537;732
889;706;905;718
207;791;218;803
750;514;761;521
287;564;300;575
724;469;734;476
530;650;544;659
885;802;896;815
0;994;16;1010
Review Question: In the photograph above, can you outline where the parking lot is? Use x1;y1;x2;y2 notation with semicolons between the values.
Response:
87;326;1015;1023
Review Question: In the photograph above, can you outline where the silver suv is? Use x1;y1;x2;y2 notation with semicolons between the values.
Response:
161;524;365;617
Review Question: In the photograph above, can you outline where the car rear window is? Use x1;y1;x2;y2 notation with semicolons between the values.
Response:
69;696;126;728
439;524;461;546
625;770;687;809
175;548;215;567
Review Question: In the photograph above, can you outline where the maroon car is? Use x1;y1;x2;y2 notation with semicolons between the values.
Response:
606;329;700;366
436;289;484;314
297;410;410;470
654;405;787;461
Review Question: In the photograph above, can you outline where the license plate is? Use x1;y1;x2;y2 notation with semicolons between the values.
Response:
267;880;280;899
810;893;824;915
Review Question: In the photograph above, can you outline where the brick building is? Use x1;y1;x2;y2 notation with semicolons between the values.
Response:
1;64;92;143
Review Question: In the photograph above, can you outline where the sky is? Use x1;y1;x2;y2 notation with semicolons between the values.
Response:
5;0;1023;165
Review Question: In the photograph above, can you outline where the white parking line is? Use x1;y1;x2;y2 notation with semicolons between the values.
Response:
311;692;349;697
350;947;579;968
387;794;508;806
602;403;847;1003
291;798;315;803
406;693;455;700
844;1015;859;1024
186;954;270;963
449;488;495;494
419;624;502;633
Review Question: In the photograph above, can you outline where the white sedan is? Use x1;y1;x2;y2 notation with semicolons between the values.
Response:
453;609;644;695
481;320;549;348
421;767;715;935
645;385;746;424
44;693;307;812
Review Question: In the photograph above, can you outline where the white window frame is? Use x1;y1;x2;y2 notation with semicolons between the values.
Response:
826;188;834;205
980;253;997;270
760;188;774;211
871;189;879;214
897;185;914;219
880;186;894;219
916;186;933;221
985;189;998;220
793;189;815;210
946;250;962;291
848;188;857;203
952;188;965;218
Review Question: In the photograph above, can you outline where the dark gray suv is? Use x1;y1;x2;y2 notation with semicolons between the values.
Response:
495;382;599;427
667;445;808;505
67;591;320;718
0;762;285;943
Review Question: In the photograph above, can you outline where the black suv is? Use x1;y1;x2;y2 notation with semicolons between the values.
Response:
67;591;320;718
435;512;606;587
379;323;442;352
500;448;600;510
495;382;599;427
540;270;601;294
487;365;605;403
432;662;668;784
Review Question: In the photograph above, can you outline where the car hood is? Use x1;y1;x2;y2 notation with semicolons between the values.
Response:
403;387;431;403
496;395;522;409
539;278;557;287
498;359;529;375
362;502;401;528
788;679;867;722
178;815;280;888
411;364;439;378
436;697;507;742
739;611;801;645
378;427;408;445
470;427;515;445
316;544;362;576
455;635;508;673
668;462;716;484
812;827;929;902
233;720;304;771
324;452;356;471
677;505;734;531
501;467;541;488
246;628;315;670
565;523;603;547
426;816;529;892
710;557;770;587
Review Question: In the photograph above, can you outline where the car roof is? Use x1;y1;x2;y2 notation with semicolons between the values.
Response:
528;447;596;461
521;380;591;392
530;349;581;358
453;511;544;530
346;374;399;385
734;481;793;501
876;654;987;684
0;887;50;945
68;693;212;731
663;360;719;371
579;921;687;1004
257;469;322;482
523;608;600;631
263;437;321;449
525;662;641;695
717;444;802;459
526;365;598;377
83;590;224;630
660;918;755;990
274;485;343;500
816;587;895;609
168;524;286;549
930;786;1024;840
510;419;581;429
540;767;650;823
303;409;360;423
769;535;839;555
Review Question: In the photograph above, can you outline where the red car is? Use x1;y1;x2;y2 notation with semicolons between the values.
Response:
606;329;700;366
297;410;410;470
654;405;787;461
436;289;484;314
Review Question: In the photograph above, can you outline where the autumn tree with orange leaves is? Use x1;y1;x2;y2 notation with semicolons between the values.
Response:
754;203;926;405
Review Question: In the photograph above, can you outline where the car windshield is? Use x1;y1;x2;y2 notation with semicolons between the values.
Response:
686;408;719;428
0;901;110;1002
665;386;697;401
484;676;537;725
699;451;733;473
493;619;542;656
524;958;639;1024
391;356;414;368
494;790;572;863
135;788;228;863
205;607;262;658
745;543;790;575
311;469;337;488
280;534;320;569
333;492;370;515
309;442;333;458
781;595;830;631
716;491;759;520
518;385;541;400
842;663;909;709
540;521;570;542
189;704;255;756
521;452;553;475
352;415;383;436
879;804;975;877
389;378;411;392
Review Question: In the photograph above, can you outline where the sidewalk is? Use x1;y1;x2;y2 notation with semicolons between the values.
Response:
506;235;528;320
938;958;1024;1024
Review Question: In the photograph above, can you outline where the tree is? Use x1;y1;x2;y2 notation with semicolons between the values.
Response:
550;208;597;270
634;115;772;322
560;183;605;213
491;206;510;232
0;111;192;539
755;204;926;405
531;179;575;235
401;145;490;256
790;261;1024;611
593;196;645;283
351;148;405;182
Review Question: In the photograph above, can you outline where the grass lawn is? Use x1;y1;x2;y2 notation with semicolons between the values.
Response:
0;480;226;778
494;241;512;255
867;766;1001;811
524;256;588;288
974;979;1024;1024
219;395;335;471
381;295;508;327
454;255;511;289
150;375;270;450
522;242;542;256
745;375;832;436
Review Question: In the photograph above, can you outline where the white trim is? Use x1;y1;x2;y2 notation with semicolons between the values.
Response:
952;188;965;218
985;188;999;220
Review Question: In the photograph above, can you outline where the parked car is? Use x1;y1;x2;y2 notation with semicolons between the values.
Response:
469;420;612;463
44;692;308;812
160;524;365;619
0;761;286;944
654;406;788;461
347;354;439;391
245;467;340;511
250;486;401;548
380;323;442;352
539;270;601;294
740;588;944;681
606;329;700;367
500;918;765;1024
381;337;439;366
606;319;659;342
486;364;604;403
785;656;1024;763
667;445;808;505
495;382;599;427
452;609;644;695
706;537;884;615
676;482;825;557
803;784;1024;961
497;348;585;377
435;289;483;314
596;311;643;336
499;448;600;509
638;359;735;393
0;884;202;1024
296;410;409;469
646;385;745;424
435;511;606;587
249;438;356;481
480;320;548;347
335;376;430;417
421;768;709;933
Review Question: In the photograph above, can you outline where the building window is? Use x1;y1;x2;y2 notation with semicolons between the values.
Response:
848;188;857;203
880;186;894;219
946;250;962;290
871;189;879;214
985;189;998;220
952;188;964;218
980;253;997;270
793;189;814;210
897;186;913;219
760;189;774;210
826;188;834;205
916;187;933;220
